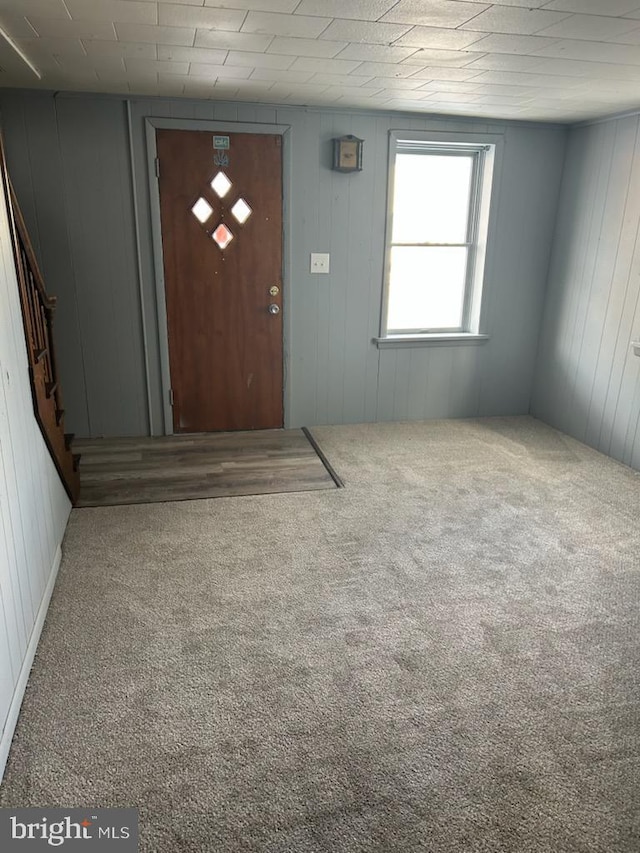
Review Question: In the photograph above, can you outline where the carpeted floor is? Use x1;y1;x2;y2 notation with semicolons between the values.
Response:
1;416;639;852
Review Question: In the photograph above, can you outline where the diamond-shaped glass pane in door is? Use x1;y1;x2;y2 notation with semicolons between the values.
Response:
231;198;252;224
191;197;213;224
212;224;234;249
211;172;232;198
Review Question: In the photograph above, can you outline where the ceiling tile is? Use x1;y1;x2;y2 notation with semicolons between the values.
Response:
266;36;347;56
380;87;431;99
82;39;158;58
418;79;481;93
381;0;489;28
319;19;412;43
225;49;295;67
203;0;300;10
64;0;157;24
399;48;481;66
540;0;640;13
424;91;482;102
462;53;546;70
535;37;640;63
394;26;486;50
470;83;538;96
293;0;397;20
127;80;163;95
155;75;188;94
335;43;420;61
408;65;485;80
308;72;372;86
181;80;215;98
1;0;71;20
352;61;421;77
459;6;570;34
158;45;231;63
0;15;39;38
464;33;561;54
16;36;87;57
536;13;640;40
473;92;533;104
361;76;425;88
114;23;196;46
53;54;126;73
249;66;314;80
25;17;118;40
291;56;364;73
529;57;640;77
92;67;132;83
327;85;383;98
268;82;329;96
125;57;190;74
610;27;640;44
469;69;582;87
459;0;548;6
158;5;247;30
577;78;640;94
188;63;254;77
240;11;332;38
194;30;273;51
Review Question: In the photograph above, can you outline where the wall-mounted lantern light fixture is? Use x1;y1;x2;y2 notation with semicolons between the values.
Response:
333;135;363;173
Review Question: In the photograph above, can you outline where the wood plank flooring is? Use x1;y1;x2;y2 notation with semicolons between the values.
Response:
74;429;337;507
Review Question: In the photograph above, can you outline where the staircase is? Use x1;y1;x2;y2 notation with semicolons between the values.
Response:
1;142;80;504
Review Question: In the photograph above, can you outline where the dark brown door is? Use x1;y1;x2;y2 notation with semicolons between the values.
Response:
156;129;283;433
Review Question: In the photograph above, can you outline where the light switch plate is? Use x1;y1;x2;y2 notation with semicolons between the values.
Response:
632;341;640;357
310;253;330;274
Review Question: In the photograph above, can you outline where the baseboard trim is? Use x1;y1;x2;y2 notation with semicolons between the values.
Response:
0;543;63;782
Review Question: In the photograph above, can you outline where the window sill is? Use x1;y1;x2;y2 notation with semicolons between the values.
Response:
374;334;490;349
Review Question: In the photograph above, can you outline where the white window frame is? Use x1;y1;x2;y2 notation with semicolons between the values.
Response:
377;131;500;348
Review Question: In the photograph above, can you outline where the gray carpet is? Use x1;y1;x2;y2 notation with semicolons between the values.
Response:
1;416;639;852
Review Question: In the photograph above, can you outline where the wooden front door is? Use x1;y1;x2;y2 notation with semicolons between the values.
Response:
156;129;283;433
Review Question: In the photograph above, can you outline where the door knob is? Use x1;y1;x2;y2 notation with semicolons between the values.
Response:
268;303;280;315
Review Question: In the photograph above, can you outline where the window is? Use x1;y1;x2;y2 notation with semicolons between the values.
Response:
380;134;496;343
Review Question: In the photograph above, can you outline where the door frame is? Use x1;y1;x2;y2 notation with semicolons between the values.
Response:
145;117;292;435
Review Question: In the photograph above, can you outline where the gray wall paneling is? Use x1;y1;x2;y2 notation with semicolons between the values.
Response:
0;93;90;436
0;92;147;438
1;91;567;437
54;98;148;438
532;114;640;471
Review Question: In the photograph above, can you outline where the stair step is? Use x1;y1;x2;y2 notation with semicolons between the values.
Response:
45;380;58;398
72;453;81;472
33;346;48;363
64;432;75;451
55;408;65;426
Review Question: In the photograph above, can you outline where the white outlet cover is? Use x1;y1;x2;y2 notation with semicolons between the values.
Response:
310;253;330;274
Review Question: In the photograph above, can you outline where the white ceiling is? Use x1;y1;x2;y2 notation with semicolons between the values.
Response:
2;0;640;123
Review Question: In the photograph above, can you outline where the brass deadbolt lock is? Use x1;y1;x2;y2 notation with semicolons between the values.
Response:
269;285;280;296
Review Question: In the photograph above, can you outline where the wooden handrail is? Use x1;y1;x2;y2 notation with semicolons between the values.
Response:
8;182;55;309
0;133;80;504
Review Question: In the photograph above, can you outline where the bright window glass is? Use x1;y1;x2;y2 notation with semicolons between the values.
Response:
391;154;473;245
383;140;492;337
387;246;468;331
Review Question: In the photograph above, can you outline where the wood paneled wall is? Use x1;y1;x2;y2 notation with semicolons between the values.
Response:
532;114;640;471
0;153;71;778
0;91;566;436
0;94;148;438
